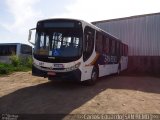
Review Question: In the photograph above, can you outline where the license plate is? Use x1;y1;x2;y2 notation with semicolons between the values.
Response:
54;64;64;68
47;71;56;76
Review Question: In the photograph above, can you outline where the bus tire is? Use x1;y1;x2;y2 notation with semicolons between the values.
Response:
117;64;121;75
85;67;98;85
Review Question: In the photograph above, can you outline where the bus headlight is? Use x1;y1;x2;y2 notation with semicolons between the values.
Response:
66;62;81;71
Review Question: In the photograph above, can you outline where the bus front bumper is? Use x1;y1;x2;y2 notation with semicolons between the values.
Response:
32;64;81;81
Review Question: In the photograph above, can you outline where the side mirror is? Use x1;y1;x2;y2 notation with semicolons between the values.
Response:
28;28;36;46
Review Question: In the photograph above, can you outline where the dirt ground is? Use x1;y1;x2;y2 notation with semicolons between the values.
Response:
0;71;160;115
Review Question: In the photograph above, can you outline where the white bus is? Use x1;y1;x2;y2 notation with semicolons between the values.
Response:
0;43;32;63
28;18;128;85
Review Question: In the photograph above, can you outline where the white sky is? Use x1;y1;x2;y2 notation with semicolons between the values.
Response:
0;0;160;45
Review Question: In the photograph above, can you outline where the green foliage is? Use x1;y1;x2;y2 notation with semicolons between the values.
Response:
0;56;33;75
26;57;33;68
0;63;9;74
10;55;20;67
19;57;33;68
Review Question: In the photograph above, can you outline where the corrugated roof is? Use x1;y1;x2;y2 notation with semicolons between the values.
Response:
92;12;160;24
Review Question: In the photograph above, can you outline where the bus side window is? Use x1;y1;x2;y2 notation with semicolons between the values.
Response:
125;44;128;56
0;45;16;56
83;26;95;61
102;36;109;54
116;41;120;56
124;45;126;56
95;32;103;53
120;43;123;56
115;41;117;55
123;44;125;56
127;46;128;56
111;39;115;55
21;45;32;55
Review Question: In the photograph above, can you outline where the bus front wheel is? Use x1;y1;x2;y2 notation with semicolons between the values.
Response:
85;67;98;85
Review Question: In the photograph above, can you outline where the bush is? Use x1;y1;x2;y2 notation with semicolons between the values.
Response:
26;57;33;68
0;56;33;75
0;67;9;74
19;56;32;68
10;55;32;68
0;63;10;74
10;55;20;67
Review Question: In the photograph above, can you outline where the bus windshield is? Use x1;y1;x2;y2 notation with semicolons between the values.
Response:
34;28;83;58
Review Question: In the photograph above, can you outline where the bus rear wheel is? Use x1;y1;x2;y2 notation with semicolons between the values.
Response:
117;64;121;75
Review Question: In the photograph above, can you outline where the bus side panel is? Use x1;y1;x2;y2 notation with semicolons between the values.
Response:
98;64;111;77
80;52;98;81
121;56;128;71
98;63;119;77
0;56;10;64
80;66;93;81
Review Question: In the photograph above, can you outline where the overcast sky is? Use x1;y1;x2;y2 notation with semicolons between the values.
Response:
0;0;160;45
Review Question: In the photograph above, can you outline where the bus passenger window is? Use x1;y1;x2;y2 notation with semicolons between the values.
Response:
125;45;128;56
126;45;128;56
21;45;32;55
0;45;17;56
123;44;125;56
116;42;120;56
120;43;123;56
83;26;95;61
96;32;103;53
103;37;109;54
111;40;115;55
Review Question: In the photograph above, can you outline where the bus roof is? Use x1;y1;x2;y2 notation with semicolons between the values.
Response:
37;18;122;42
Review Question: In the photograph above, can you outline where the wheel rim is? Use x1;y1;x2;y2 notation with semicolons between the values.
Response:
91;70;97;81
